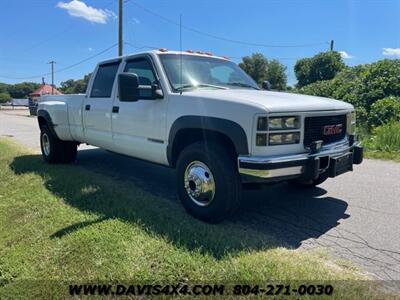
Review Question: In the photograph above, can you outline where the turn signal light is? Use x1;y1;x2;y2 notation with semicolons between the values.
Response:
256;133;267;146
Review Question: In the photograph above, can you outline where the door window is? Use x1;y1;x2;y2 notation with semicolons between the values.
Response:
90;62;120;98
124;58;156;86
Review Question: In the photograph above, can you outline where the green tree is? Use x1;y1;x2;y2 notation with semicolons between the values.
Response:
295;51;345;87
294;57;312;87
0;92;12;103
7;82;40;98
60;73;91;94
0;83;9;94
265;59;287;90
239;53;287;89
239;53;269;85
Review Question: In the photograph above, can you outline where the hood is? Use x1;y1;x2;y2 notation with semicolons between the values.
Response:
184;89;353;112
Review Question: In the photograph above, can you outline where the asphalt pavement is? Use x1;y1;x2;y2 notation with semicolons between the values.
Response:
1;108;399;282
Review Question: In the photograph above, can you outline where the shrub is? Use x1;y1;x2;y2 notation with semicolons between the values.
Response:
358;59;400;108
369;122;400;152
298;59;400;129
298;79;335;98
368;96;400;127
355;106;369;129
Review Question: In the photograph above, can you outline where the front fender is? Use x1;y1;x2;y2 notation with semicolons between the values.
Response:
167;115;249;165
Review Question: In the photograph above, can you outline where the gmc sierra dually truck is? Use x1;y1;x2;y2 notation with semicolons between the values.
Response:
37;49;363;222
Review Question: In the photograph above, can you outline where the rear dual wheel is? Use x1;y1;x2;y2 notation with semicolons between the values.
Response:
40;125;77;164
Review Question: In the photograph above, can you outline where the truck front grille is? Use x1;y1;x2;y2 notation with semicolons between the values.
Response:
304;114;347;147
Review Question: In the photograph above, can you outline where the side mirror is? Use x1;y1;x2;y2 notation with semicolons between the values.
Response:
119;73;139;102
262;80;271;91
118;72;164;101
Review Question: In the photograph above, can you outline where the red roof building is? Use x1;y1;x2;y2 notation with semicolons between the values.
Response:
29;84;62;98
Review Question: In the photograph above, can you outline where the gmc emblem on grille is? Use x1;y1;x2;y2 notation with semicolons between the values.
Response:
323;124;343;135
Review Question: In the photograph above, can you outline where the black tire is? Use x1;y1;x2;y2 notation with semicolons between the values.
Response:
40;125;77;164
288;172;328;188
175;141;242;223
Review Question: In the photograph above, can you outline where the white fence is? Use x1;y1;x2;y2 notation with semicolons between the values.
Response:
12;99;29;106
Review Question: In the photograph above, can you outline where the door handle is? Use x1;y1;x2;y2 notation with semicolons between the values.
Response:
112;106;119;113
85;104;91;111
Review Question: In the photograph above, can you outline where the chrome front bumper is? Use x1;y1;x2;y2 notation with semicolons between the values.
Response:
238;140;363;183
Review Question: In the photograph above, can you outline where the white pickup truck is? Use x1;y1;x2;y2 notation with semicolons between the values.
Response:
38;49;363;222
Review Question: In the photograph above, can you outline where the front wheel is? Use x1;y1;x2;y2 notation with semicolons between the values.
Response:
175;141;242;223
40;125;77;164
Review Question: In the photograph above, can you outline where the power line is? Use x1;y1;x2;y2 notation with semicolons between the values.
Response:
51;43;118;73
1;1;116;61
127;1;329;49
0;43;118;80
124;42;158;50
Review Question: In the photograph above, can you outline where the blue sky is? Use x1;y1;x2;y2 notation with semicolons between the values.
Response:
0;0;399;86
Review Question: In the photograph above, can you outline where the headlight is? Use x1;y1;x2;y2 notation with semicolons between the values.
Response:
268;116;300;130
269;132;300;146
347;111;356;134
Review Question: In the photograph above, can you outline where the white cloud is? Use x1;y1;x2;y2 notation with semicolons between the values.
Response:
339;51;353;59
131;17;141;24
382;48;400;57
105;9;117;20
88;47;93;52
57;0;116;24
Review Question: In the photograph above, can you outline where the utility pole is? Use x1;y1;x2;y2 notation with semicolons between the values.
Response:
118;0;123;56
48;61;56;94
330;40;334;51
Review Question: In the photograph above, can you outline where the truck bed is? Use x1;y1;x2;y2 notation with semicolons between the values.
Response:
39;94;86;142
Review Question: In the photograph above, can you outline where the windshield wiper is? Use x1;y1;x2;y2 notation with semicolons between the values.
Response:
226;82;259;90
176;83;228;91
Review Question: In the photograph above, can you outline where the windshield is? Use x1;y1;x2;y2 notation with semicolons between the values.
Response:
159;54;259;92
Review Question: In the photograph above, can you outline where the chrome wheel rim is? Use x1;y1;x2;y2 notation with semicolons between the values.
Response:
42;133;50;156
184;161;215;207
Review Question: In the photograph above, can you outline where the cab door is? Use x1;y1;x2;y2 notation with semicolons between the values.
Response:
83;61;121;148
111;55;168;164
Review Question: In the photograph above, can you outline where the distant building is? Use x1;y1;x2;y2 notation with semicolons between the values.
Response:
28;79;63;115
29;83;62;100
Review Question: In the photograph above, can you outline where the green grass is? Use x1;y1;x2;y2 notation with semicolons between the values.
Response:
0;139;396;299
361;122;400;162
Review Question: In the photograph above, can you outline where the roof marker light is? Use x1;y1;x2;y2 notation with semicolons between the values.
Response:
186;49;194;53
159;48;168;52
